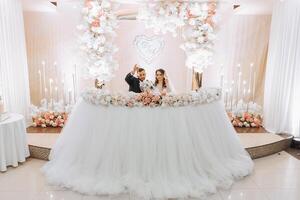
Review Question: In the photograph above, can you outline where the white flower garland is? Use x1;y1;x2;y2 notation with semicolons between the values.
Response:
137;1;217;73
181;2;216;73
82;88;221;108
137;2;187;37
78;0;119;81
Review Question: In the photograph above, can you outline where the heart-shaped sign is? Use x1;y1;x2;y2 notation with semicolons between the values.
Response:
134;35;165;64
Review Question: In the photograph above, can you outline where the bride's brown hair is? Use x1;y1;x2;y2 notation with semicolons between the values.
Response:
155;69;167;88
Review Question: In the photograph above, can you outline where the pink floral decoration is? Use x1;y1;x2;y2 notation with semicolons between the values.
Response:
32;112;68;128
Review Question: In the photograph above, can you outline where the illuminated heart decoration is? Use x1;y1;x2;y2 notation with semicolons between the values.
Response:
134;35;165;64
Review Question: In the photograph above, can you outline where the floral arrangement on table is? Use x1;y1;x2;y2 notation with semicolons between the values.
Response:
32;111;68;128
228;112;262;128
82;88;221;108
128;91;161;107
78;0;119;81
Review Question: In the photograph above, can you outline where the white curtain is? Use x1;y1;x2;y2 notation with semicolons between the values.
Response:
263;0;300;137
0;0;31;123
204;14;271;106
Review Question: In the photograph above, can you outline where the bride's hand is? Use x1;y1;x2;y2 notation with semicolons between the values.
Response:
161;89;167;96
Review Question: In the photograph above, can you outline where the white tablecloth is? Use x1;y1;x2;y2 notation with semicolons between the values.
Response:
43;99;253;199
0;113;30;172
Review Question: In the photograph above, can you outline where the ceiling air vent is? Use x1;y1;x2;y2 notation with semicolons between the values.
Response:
233;5;240;9
50;1;57;7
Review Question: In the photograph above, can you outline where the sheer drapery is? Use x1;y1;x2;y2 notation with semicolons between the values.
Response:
0;0;31;122
204;14;271;106
263;0;300;137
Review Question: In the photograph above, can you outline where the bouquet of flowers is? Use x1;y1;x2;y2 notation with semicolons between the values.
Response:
228;112;262;128
32;111;68;128
140;80;155;92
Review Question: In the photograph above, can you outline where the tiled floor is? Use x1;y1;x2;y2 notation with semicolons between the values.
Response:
1;151;300;200
286;147;300;160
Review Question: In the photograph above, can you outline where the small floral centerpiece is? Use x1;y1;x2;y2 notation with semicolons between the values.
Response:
32;112;68;128
228;112;262;128
134;91;162;107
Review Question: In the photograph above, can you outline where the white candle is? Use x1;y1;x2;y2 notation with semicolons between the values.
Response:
225;89;228;108
243;80;247;99
55;87;58;102
38;70;42;100
62;80;65;105
237;71;242;104
54;62;58;85
230;87;233;112
49;79;53;101
44;88;48;103
220;74;224;89
42;61;46;98
249;63;254;91
247;88;251;112
72;73;76;103
252;71;256;102
68;89;72;105
74;64;78;102
62;72;66;105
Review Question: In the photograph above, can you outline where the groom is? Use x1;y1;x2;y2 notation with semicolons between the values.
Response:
125;64;146;93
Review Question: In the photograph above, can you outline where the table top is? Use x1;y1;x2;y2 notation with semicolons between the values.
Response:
0;113;24;125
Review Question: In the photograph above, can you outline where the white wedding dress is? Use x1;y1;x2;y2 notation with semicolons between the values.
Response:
42;92;253;199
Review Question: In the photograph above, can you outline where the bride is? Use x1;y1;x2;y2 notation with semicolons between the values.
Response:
153;68;173;95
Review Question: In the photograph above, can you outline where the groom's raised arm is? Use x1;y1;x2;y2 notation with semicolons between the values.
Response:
125;72;135;84
125;65;138;84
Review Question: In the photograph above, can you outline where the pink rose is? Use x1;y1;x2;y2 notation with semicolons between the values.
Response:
238;122;243;127
44;113;50;120
127;101;133;107
153;95;161;102
91;20;100;27
254;118;261;125
232;120;238;126
251;123;257;127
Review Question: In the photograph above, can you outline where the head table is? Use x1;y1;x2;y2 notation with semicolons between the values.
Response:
43;88;253;199
0;113;29;172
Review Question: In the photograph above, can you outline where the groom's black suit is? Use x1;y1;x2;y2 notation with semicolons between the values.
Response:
125;73;142;93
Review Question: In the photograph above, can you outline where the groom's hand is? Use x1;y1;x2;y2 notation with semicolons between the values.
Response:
134;64;139;72
132;64;139;75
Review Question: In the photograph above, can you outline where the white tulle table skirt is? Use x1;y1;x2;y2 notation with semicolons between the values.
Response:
43;99;253;199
